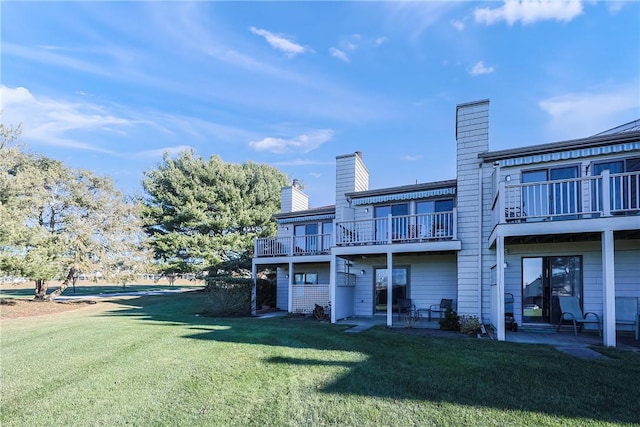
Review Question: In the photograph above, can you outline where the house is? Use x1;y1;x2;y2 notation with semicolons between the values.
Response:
252;99;640;348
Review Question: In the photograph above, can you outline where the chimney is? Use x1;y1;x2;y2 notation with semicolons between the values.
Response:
280;178;309;213
335;151;369;221
455;99;489;315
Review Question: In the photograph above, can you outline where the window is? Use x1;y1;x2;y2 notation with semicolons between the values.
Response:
294;223;319;253
521;165;580;220
321;221;333;251
294;272;318;285
416;199;454;237
592;157;640;212
373;203;408;241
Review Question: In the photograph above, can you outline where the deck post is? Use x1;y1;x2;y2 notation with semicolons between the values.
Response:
452;208;458;239
330;254;337;324
602;229;616;347
496;235;506;341
251;263;257;316
498;181;506;223
601;170;611;217
387;251;393;327
387;214;393;244
287;262;294;313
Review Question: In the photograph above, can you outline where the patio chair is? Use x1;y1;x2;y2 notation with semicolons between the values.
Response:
426;298;453;321
397;298;416;323
615;297;639;340
556;296;601;336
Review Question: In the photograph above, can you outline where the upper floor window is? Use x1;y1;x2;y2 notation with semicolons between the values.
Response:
416;199;454;214
592;157;640;212
521;165;580;220
374;203;408;218
592;157;640;175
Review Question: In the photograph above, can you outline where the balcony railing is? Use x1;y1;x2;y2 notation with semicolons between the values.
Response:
335;211;456;246
495;170;640;224
255;211;458;257
255;233;332;257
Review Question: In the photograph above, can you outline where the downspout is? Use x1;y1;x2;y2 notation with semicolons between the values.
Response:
477;162;483;320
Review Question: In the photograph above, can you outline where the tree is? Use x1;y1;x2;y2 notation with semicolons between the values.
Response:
141;150;288;276
0;130;149;300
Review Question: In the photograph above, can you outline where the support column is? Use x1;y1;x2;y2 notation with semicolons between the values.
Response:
251;263;258;316
496;235;506;341
330;254;337;324
602;229;616;347
386;251;393;327
287;262;294;313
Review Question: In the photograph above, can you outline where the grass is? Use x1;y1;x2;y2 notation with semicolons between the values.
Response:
0;282;203;299
1;292;639;426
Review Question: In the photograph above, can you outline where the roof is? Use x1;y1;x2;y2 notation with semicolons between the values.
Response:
345;179;457;200
273;205;335;220
479;129;640;163
593;119;640;136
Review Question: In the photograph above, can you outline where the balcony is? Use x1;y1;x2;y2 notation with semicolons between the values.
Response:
335;211;456;246
493;170;640;225
255;234;332;258
255;211;458;257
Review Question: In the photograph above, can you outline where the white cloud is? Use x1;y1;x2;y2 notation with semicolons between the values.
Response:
450;19;465;31
401;155;424;161
382;2;461;40
0;85;138;152
249;26;308;57
0;85;253;156
249;129;335;154
329;47;350;63
375;36;388;46
308;172;322;178
539;83;640;139
469;61;495;76
475;0;583;26
607;2;625;14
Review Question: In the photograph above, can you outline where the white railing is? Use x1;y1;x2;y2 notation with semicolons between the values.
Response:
495;170;640;223
255;233;332;257
336;210;456;246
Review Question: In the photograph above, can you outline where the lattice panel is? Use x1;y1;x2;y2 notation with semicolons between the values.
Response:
337;272;356;287
291;284;329;314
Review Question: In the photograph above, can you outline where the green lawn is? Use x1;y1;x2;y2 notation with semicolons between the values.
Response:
0;283;202;299
1;292;639;426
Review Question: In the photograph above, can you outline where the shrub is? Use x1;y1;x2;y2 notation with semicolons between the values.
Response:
459;315;481;334
204;277;252;317
439;307;460;331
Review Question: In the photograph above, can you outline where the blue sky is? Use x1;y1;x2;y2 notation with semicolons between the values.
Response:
2;1;639;207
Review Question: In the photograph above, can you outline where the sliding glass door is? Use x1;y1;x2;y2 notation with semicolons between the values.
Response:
522;256;582;324
374;266;408;313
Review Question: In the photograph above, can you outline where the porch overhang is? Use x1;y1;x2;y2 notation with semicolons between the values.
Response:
252;254;332;268
488;215;640;248
331;240;462;258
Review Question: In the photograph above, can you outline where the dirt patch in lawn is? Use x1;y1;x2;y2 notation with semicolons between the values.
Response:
0;298;99;319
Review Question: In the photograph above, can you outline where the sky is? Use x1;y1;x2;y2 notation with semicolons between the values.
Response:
1;1;639;208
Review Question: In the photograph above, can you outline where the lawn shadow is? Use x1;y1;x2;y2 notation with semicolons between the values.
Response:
100;292;640;425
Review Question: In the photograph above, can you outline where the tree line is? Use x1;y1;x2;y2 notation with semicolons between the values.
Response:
0;123;288;299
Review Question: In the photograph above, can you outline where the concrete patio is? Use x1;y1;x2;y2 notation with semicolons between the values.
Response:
335;315;640;352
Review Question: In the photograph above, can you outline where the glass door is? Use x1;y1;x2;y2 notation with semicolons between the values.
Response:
374;266;408;313
522;256;582;324
522;257;544;323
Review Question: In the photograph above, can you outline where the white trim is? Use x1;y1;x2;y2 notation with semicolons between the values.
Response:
351;188;456;206
497;142;640;167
